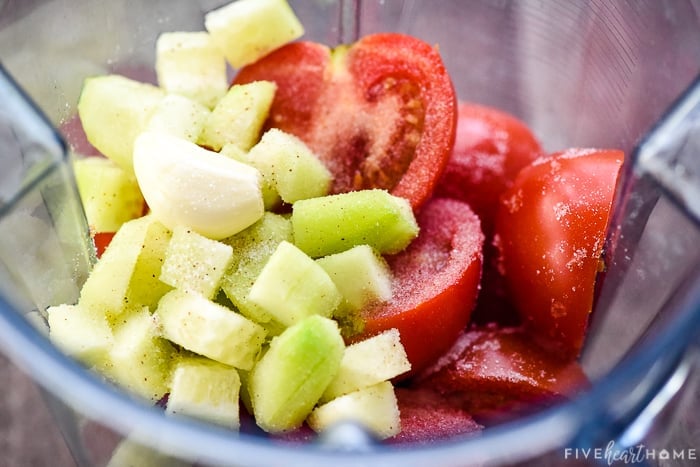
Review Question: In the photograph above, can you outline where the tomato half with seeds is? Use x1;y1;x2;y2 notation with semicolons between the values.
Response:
357;197;484;377
233;33;457;212
494;149;624;357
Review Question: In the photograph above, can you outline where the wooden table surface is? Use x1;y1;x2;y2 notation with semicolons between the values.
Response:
1;351;75;467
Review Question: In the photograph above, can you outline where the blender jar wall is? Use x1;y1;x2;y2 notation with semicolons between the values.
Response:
1;1;700;466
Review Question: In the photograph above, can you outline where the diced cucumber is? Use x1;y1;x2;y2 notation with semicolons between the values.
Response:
145;93;210;142
79;215;172;318
160;226;233;299
248;241;342;327
77;75;165;173
291;189;419;258
237;368;253;416
102;308;176;402
316;244;393;311
107;438;189;467
155;289;266;370
166;356;241;429
155;31;228;110
133;131;264;240
220;212;293;324
73;157;145;233
308;381;400;440
247;128;332;204
47;303;113;366
124;219;173;312
198;81;277;152
221;143;281;210
249;315;344;433
204;0;304;69
321;329;411;402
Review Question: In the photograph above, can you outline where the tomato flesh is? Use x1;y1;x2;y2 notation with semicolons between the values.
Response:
494;149;624;357
357;197;484;377
92;231;115;258
234;33;457;212
416;325;589;424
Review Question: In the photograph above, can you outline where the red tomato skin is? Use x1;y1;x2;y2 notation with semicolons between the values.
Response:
494;149;624;357
358;198;484;377
435;102;543;237
416;325;589;424
233;33;457;212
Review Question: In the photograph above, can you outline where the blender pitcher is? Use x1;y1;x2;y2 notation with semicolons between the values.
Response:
1;1;700;466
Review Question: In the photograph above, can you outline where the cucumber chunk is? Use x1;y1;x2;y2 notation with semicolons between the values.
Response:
220;212;293;324
155;31;228;110
291;189;419;258
160;226;233;299
47;303;113;366
166;356;241;429
145;93;210;142
249;315;344;433
155;289;266;370
102;308;176;402
79;215;172;318
204;0;304;69
248;241;342;327
198;81;277;152
73;157;144;233
308;381;400;440
321;328;411;402
247;128;332;204
107;438;189;467
316;244;393;311
77;74;164;173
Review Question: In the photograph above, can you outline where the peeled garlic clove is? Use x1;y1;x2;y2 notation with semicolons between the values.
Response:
133;131;264;239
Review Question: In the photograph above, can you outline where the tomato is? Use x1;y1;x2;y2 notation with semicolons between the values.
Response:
92;231;115;258
434;102;543;236
494;149;624;357
233;33;457;212
356;197;484;377
388;387;481;444
435;102;543;326
416;325;589;424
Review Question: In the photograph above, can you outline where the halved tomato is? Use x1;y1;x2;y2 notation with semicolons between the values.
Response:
356;197;484;377
494;149;624;357
233;33;457;212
